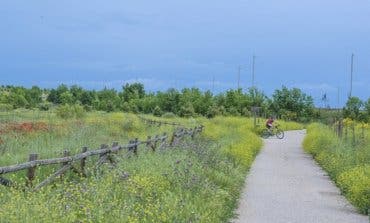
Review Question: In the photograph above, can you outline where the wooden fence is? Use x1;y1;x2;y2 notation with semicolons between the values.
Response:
332;119;367;144
0;124;204;191
138;115;182;127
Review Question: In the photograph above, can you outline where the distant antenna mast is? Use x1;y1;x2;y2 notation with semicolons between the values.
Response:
252;55;256;88
212;75;215;92
237;66;241;89
349;53;354;97
337;87;340;109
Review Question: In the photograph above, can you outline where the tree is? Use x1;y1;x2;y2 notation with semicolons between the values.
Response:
362;97;370;118
224;89;249;115
97;88;120;112
8;89;28;109
247;87;266;107
270;86;314;121
70;85;84;103
343;97;363;120
60;91;74;105
156;88;180;114
47;84;69;104
25;86;42;107
120;83;145;102
80;91;95;106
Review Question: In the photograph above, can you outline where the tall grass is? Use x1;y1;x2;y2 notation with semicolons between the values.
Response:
303;123;370;214
0;112;264;222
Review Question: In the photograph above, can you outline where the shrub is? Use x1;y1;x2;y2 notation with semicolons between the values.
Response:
0;103;13;112
303;123;336;157
38;102;52;111
56;104;86;119
241;107;251;117
83;105;93;112
152;106;163;117
337;165;370;214
179;103;195;118
121;102;130;112
162;112;176;119
73;104;86;119
227;107;240;116
206;105;224;118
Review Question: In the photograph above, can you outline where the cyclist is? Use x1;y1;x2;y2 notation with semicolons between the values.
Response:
266;116;274;132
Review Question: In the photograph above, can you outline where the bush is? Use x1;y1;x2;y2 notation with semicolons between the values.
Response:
122;117;142;132
38;102;52;111
152;106;163;117
73;104;86;119
241;108;251;117
0;103;13;112
162;112;176;119
303;123;336;157
83;105;93;112
179;103;195;118
121;102;130;112
227;107;241;116
337;165;370;214
206;105;224;118
56;104;86;119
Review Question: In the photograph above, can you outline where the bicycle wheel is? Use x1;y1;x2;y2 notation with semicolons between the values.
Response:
261;129;270;139
276;129;284;139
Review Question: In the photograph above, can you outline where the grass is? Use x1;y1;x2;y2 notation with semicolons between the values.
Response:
0;110;266;222
303;122;370;214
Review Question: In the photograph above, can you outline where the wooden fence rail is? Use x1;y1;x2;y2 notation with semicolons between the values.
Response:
138;115;182;127
0;125;204;190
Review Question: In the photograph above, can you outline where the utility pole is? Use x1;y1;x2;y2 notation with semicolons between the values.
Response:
252;55;256;88
349;53;354;97
212;75;215;93
337;87;340;109
237;66;241;89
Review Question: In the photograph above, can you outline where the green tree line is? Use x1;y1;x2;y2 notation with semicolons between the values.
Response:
1;83;368;122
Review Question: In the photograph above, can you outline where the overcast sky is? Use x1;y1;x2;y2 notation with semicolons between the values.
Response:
1;0;369;107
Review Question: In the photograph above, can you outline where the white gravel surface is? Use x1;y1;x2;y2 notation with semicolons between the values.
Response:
233;130;368;223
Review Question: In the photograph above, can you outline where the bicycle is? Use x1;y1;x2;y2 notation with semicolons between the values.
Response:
261;126;284;139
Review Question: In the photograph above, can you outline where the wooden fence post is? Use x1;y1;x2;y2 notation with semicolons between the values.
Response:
107;142;119;165
134;138;139;155
0;177;12;187
160;133;167;149
338;120;343;138
146;136;155;152
80;147;88;177
112;142;119;154
352;123;356;145
170;131;176;146
191;128;196;139
154;135;160;150
60;150;70;181
99;144;107;158
26;153;38;187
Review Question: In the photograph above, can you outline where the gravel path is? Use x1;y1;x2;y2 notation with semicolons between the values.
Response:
234;130;368;223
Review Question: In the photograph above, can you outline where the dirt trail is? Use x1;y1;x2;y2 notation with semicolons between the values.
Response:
234;130;368;223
